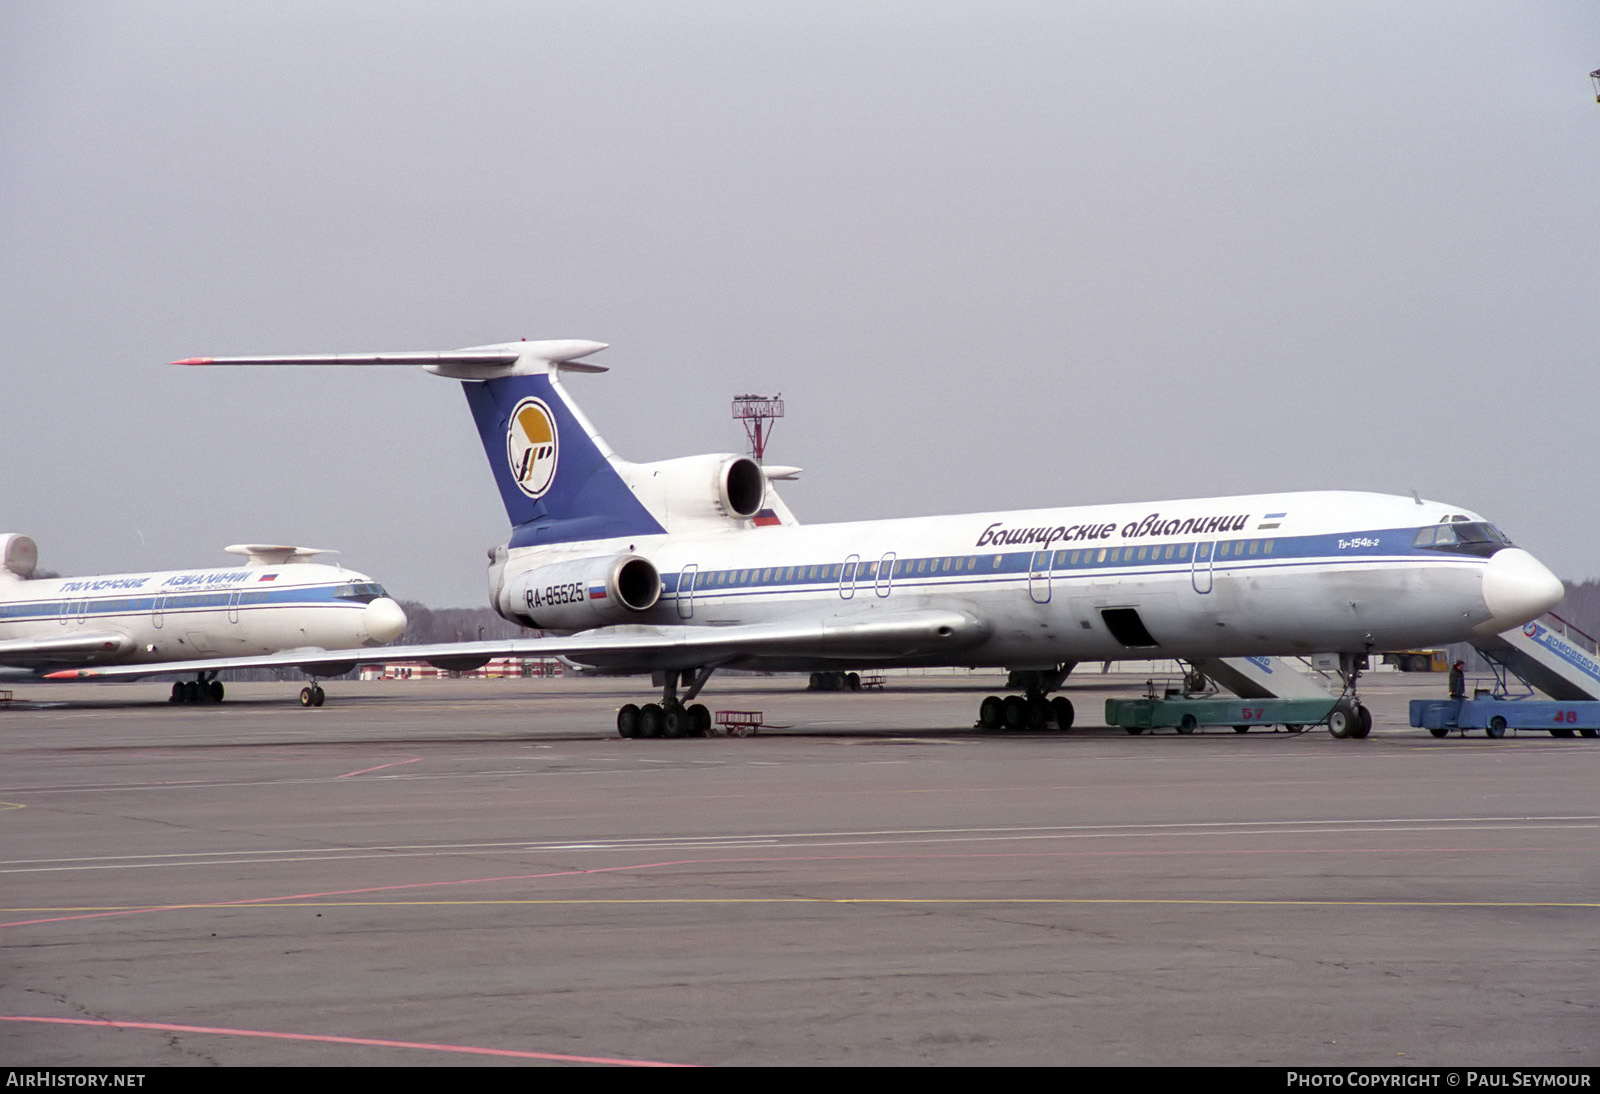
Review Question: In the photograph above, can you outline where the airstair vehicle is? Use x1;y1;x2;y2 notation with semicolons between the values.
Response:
1127;614;1600;739
1406;612;1600;738
1102;656;1358;736
1470;613;1600;703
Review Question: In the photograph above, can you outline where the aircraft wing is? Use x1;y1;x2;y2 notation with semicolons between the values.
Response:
44;609;988;680
395;607;988;673
0;632;136;667
43;647;382;681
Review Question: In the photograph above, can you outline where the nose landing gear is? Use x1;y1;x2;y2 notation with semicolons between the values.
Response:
1326;654;1373;739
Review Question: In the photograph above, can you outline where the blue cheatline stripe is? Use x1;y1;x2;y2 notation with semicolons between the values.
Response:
659;526;1481;600
0;584;369;624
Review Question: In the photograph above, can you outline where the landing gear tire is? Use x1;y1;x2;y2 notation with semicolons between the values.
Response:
1327;702;1359;739
846;672;861;691
617;704;641;738
1002;695;1027;731
663;706;688;739
688;703;711;737
300;686;314;708
978;695;1004;730
1353;704;1372;739
1177;713;1198;734
170;682;183;703
210;681;224;703
638;704;664;738
1485;715;1507;739
1051;696;1075;731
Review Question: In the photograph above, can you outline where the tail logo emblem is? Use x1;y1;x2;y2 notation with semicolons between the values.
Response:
506;397;559;498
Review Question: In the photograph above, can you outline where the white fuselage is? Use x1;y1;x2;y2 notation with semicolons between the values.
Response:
0;563;407;673
496;489;1560;670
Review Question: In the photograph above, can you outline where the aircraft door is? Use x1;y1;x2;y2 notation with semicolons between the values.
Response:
152;594;164;630
875;553;896;598
677;565;698;620
838;554;860;600
1191;541;1214;594
228;589;241;624
1029;550;1053;604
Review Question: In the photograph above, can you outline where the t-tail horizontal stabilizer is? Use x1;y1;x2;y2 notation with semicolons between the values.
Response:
177;339;797;541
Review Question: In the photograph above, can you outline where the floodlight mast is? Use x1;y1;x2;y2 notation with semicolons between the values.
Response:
731;394;784;464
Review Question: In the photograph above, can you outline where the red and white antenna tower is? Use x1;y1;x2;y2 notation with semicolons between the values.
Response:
732;393;784;464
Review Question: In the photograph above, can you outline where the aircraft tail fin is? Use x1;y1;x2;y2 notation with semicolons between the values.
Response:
0;535;38;582
459;358;666;547
224;545;338;567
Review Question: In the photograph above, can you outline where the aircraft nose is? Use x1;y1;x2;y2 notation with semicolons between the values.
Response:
1480;548;1564;633
363;597;408;644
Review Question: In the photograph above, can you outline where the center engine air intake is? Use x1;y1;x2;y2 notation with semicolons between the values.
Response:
624;453;769;530
719;456;765;520
501;553;662;631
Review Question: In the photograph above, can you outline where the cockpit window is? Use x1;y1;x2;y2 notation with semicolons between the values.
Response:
1412;522;1512;556
335;581;388;602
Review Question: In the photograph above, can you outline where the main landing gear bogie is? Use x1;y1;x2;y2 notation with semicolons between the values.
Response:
299;685;326;708
616;667;719;740
977;693;1074;732
808;671;861;692
616;701;712;738
169;679;224;704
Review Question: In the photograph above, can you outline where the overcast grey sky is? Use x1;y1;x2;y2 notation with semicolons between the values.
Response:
4;1;1598;607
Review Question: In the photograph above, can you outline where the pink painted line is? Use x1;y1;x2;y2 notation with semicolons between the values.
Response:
0;1015;693;1067
337;758;421;778
0;846;1541;930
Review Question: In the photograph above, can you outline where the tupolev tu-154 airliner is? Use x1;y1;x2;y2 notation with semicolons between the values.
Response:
1;535;407;705
161;338;1561;737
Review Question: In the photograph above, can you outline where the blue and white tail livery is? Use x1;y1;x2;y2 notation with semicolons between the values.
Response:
179;338;1564;736
0;534;407;703
461;356;666;546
